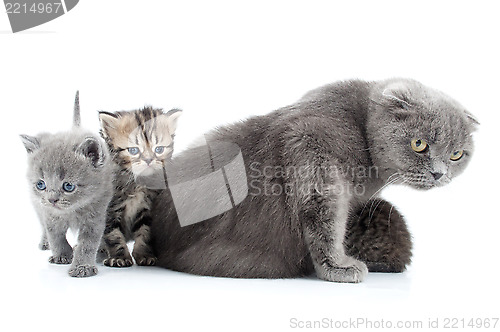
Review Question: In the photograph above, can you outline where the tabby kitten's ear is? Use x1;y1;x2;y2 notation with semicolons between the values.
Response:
98;111;120;138
20;134;40;153
78;137;106;168
165;108;183;134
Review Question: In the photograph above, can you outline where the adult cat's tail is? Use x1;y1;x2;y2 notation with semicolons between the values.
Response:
73;90;81;127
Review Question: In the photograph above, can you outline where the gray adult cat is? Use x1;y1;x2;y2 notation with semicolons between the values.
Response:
21;92;113;277
151;78;478;283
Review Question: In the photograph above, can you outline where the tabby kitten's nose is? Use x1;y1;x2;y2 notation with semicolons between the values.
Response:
431;172;444;180
144;158;153;165
49;198;59;205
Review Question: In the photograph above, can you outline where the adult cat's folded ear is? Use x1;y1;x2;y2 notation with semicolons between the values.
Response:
77;137;106;168
20;134;40;153
382;81;413;110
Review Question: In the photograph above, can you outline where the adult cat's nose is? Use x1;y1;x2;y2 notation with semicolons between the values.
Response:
431;172;444;180
48;198;59;205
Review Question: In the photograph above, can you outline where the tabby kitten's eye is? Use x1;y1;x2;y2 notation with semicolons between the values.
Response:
128;147;140;155
36;180;46;191
450;150;464;161
411;139;428;153
62;182;76;192
155;146;165;154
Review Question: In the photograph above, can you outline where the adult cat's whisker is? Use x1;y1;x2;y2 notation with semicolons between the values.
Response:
358;174;401;222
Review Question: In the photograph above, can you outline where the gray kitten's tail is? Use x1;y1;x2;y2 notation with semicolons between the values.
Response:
73;90;81;127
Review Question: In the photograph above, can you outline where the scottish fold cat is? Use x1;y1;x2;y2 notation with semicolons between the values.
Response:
151;78;477;283
21;92;113;277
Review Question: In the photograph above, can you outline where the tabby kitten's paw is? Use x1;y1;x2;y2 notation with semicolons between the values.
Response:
134;255;157;266
49;255;72;264
315;257;368;283
104;257;133;268
68;264;98;278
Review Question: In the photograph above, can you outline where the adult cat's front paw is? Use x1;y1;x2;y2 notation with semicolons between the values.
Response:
68;264;98;278
103;257;133;268
49;255;72;264
315;257;368;283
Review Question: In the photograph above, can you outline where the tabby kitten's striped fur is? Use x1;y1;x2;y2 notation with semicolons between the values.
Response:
99;107;182;267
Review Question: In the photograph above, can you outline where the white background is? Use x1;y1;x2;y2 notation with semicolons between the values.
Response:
1;1;499;331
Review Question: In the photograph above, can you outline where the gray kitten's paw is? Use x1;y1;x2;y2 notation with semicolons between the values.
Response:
103;257;133;268
316;257;368;283
49;255;72;264
68;265;98;278
135;255;157;266
39;241;50;250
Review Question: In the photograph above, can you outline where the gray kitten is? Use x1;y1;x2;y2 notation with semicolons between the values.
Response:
21;92;113;277
151;78;477;283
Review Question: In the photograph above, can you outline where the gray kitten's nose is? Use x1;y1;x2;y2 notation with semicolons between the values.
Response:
49;198;59;205
431;172;444;180
144;158;153;165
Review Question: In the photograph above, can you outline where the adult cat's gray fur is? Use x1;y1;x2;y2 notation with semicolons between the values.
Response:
21;92;113;277
151;78;477;283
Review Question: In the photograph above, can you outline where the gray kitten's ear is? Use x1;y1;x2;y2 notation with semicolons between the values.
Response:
78;137;106;168
165;108;183;134
382;83;412;110
20;134;40;153
98;111;119;137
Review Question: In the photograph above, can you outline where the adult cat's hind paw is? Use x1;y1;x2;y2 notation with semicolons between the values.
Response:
315;258;368;283
49;255;72;264
69;264;98;278
103;257;133;268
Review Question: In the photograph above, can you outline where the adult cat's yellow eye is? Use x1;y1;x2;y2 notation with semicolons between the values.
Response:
411;139;428;153
450;150;464;161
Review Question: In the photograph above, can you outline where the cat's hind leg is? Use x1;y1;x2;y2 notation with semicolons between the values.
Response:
39;227;50;250
345;199;412;273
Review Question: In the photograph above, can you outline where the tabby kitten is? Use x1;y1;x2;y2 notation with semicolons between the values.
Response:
151;78;477;283
99;107;182;267
21;92;113;277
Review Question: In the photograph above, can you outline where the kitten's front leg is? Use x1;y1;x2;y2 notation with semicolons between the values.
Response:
68;220;105;278
45;220;73;264
302;188;368;283
103;200;133;268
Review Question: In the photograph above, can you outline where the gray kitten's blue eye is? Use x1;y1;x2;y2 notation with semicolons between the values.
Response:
62;182;76;192
155;146;165;154
36;180;46;191
128;147;140;155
